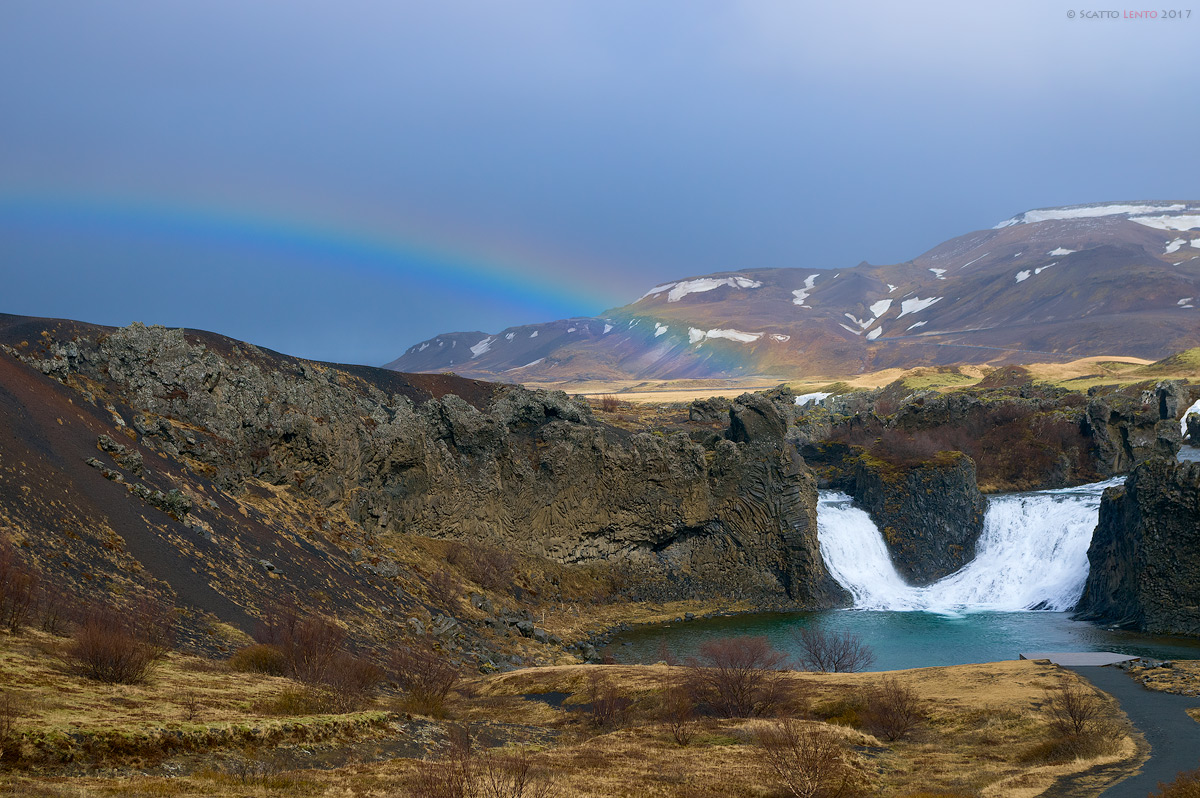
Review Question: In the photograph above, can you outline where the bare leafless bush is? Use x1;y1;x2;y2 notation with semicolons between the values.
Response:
180;690;201;722
392;638;460;715
754;718;868;798
0;542;38;632
67;603;164;684
37;583;69;635
658;673;697;746
0;690;22;762
596;394;621;413
1044;680;1102;737
324;651;384;710
257;607;346;684
447;541;519;593
475;749;552;798
429;568;461;609
585;669;633;729
685;635;790;718
251;606;383;707
793;627;874;673
862;677;924;741
411;725;550;798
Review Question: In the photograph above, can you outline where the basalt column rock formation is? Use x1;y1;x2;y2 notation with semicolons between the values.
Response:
1076;458;1200;634
0;317;846;611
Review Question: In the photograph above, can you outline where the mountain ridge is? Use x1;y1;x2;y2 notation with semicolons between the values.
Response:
388;201;1200;380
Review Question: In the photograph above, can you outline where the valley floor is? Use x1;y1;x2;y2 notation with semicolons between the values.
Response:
0;629;1151;798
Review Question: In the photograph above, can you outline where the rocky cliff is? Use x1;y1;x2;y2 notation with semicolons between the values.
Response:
1076;458;1200;635
799;441;985;585
850;451;985;585
0;317;845;620
812;378;1190;492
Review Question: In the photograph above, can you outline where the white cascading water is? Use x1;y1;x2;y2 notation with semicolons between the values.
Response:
817;478;1124;613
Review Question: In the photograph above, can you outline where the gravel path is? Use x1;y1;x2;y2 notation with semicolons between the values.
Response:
1070;665;1200;797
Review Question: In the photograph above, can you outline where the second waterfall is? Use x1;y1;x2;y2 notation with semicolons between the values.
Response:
816;478;1123;613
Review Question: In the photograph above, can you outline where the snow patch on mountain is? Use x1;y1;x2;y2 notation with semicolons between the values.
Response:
1133;215;1200;232
795;392;831;406
867;328;883;340
929;268;947;279
689;327;762;344
897;296;943;317
705;328;762;343
869;299;893;317
1049;247;1076;256
654;323;669;337
996;203;1191;228
1015;270;1031;283
470;337;494;358
642;276;763;302
792;274;820;307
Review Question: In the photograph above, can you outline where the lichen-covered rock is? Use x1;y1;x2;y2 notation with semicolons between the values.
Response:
1076;458;1200;634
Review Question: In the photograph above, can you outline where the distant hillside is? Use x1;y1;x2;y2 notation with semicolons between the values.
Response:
387;201;1200;380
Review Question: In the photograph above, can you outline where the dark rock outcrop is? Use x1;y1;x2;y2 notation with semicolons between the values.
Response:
1076;458;1200;634
1085;387;1183;476
5;320;845;608
799;441;986;585
850;451;986;585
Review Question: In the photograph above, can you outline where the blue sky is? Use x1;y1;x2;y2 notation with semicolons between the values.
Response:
1;1;1197;365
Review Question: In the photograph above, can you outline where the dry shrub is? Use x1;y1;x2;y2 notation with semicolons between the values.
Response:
429;569;461;609
36;583;70;635
1020;681;1119;764
585;669;633;729
1154;768;1200;798
412;725;550;798
392;638;460;715
685;635;791;718
253;687;338;716
0;542;38;632
229;643;288;676
862;677;924;741
0;690;22;762
281;615;346;684
324;651;384;710
755;718;869;798
253;606;382;708
1044;681;1102;737
596;394;621;413
67;602;170;684
447;541;519;594
793;627;874;673
658;673;697;746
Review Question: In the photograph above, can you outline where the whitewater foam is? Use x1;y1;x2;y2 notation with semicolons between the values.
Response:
817;478;1123;613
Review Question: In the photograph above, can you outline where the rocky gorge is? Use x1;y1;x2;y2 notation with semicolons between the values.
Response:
4;312;1200;664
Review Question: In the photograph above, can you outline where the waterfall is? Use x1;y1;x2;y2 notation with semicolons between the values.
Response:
817;478;1124;613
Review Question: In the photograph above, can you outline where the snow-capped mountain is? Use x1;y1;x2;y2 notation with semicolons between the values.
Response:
387;201;1200;380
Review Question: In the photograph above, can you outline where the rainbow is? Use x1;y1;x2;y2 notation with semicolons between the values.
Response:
0;192;626;317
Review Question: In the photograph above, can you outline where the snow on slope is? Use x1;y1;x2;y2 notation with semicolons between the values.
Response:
641;276;762;302
995;203;1193;228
